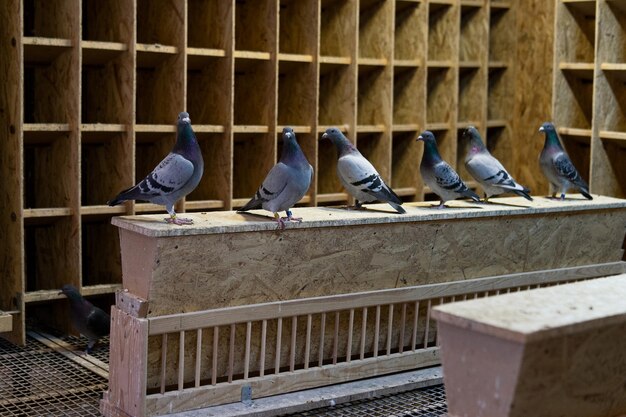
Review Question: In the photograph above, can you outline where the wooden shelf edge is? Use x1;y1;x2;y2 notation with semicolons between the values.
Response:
319;56;352;65
81;284;123;297
394;59;421;68
81;40;127;52
23;208;72;219
317;125;351;134
233;125;270;134
357;124;386;134
24;284;121;303
315;193;349;203
278;53;314;63
425;122;452;131
80;205;127;216
81;123;126;132
23;37;72;47
136;43;178;54
277;125;313;134
135;124;176;133
427;60;454;69
558;127;592;137
184;200;226;210
487;120;508;128
23;123;70;132
358;57;388;66
601;62;626;71
392;124;421;132
599;130;626;142
186;47;226;58
394;187;418;197
234;50;271;60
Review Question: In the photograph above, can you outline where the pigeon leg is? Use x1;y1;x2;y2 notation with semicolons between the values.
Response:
345;200;367;210
560;193;566;200
282;210;303;223
86;339;97;354
165;207;194;225
431;200;447;209
273;212;286;229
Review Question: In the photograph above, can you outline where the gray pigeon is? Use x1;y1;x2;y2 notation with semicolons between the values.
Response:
463;126;532;201
238;127;313;228
418;130;480;208
59;285;110;354
323;127;405;213
107;112;204;224
538;122;592;200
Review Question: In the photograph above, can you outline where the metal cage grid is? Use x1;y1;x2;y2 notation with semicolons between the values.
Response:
285;384;447;417
0;334;106;416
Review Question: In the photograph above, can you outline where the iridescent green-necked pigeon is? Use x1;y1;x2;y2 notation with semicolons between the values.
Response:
107;112;204;224
238;127;313;228
418;130;480;208
538;122;592;200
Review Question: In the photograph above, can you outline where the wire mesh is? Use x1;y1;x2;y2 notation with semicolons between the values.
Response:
0;335;106;417
284;384;447;417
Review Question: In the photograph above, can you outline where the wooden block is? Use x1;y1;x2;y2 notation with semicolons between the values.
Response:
0;313;13;333
433;274;626;417
112;196;626;317
116;290;150;318
105;307;149;417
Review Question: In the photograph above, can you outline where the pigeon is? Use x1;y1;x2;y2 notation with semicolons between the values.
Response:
417;130;480;208
463;126;532;201
323;127;405;213
538;122;592;200
107;112;204;225
59;285;110;354
238;127;313;228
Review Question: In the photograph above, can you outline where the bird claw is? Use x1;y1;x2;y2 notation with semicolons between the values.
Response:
282;216;303;223
165;217;194;225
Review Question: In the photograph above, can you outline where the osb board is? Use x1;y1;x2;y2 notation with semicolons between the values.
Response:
512;0;555;196
108;307;149;417
0;0;24;344
112;196;626;316
433;274;626;342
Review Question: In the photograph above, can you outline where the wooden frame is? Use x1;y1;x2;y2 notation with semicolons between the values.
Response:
102;261;626;416
0;0;534;345
552;0;626;198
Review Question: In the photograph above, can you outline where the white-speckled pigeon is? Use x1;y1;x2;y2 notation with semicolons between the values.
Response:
323;127;405;213
107;112;204;225
238;127;313;228
538;122;592;200
418;130;480;208
59;285;110;354
463;126;532;201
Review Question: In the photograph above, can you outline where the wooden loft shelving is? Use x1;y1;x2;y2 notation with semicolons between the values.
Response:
0;0;538;345
552;0;626;198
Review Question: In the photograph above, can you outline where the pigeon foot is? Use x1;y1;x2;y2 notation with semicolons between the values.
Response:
166;216;194;225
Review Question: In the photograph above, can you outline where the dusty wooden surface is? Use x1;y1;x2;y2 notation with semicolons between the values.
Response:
435;274;626;417
112;196;626;318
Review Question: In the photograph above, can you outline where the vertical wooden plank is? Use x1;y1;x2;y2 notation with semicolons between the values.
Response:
411;301;419;351
333;311;340;365
275;317;282;374
373;305;381;358
346;308;354;362
399;302;407;353
211;326;218;385
0;0;25;345
228;324;235;383
260;319;267;376
178;331;185;391
386;304;394;355
424;299;432;347
318;312;326;367
304;314;312;369
160;333;168;394
194;328;202;388
290;316;297;372
106;307;149;417
360;307;368;360
244;321;252;379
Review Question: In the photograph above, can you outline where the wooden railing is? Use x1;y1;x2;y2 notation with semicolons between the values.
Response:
138;262;626;415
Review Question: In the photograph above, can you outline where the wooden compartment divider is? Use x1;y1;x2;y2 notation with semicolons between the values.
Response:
552;0;626;198
1;0;621;354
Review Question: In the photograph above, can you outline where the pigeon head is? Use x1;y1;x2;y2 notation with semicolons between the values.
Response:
178;112;191;124
174;111;199;156
463;126;486;153
323;127;355;156
538;122;561;147
417;131;442;161
59;284;82;302
280;126;308;165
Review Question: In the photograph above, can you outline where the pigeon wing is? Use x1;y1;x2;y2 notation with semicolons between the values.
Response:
467;154;520;191
553;153;588;188
86;307;111;338
136;153;195;198
239;162;290;211
339;154;402;204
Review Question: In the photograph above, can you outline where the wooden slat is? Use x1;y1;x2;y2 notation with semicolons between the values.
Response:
386;304;394;355
399;303;407;353
228;324;235;383
275;317;282;374
373;305;381;358
178;331;185;391
145;348;441;415
244;321;252;379
332;312;340;365
360;307;367;360
290;316;297;372
160;334;168;394
318;313;326;367
424;300;432;348
147;262;626;335
195;329;202;388
346;309;354;362
260;320;267;376
211;327;218;385
304;314;312;369
412;301;419;351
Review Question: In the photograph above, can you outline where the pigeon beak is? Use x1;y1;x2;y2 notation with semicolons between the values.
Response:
538;126;545;133
285;132;292;138
417;135;424;142
182;117;191;123
322;133;328;139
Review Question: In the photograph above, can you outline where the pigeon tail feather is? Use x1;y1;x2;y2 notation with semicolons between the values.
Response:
580;188;593;200
107;185;139;206
238;196;263;212
389;201;406;214
463;189;481;202
513;188;534;201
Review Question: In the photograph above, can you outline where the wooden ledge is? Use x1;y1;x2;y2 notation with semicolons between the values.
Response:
433;274;626;343
111;195;626;238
